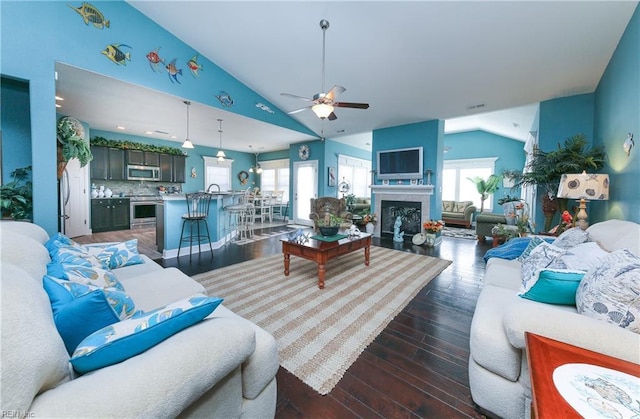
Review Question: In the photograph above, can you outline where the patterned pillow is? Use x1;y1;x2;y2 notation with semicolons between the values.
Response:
575;249;640;333
47;263;123;290
520;242;567;287
50;242;103;268
44;232;74;254
70;295;224;374
516;236;548;262
559;242;610;271
553;227;591;249
88;240;144;269
442;201;454;212
42;276;136;319
518;269;586;305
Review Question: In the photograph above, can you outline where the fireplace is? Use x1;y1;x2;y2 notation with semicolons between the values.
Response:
380;200;421;240
370;184;434;238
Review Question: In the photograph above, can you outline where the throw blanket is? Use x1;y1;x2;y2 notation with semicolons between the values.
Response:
483;237;554;263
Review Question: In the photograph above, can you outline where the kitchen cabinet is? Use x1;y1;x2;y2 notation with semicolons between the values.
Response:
90;146;125;181
126;150;160;167
159;154;186;183
91;198;130;233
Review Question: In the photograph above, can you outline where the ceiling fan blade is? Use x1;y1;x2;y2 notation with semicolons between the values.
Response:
328;112;337;121
280;92;313;102
287;106;312;115
334;101;370;109
326;85;346;101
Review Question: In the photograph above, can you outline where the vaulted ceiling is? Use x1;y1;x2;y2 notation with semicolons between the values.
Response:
58;1;637;152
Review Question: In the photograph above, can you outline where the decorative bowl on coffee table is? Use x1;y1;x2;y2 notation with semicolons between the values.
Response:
319;226;339;237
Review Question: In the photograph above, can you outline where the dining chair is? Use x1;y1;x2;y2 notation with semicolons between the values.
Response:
271;190;285;221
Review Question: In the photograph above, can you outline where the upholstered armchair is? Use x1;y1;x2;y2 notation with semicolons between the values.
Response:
309;197;353;230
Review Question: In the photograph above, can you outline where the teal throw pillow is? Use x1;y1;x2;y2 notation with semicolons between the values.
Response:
88;239;144;269
70;295;223;374
44;232;73;253
518;269;586;305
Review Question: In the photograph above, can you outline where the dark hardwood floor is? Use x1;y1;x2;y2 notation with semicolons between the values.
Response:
78;225;491;418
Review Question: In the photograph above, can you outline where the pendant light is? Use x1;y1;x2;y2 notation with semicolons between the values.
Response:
249;145;263;174
181;101;194;149
216;118;226;161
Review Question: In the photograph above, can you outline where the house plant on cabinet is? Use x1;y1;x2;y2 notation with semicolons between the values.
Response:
56;116;93;178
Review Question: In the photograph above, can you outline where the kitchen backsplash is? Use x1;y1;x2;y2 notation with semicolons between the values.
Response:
91;180;183;197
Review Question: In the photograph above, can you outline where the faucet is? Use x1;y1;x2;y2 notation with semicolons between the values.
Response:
206;183;221;194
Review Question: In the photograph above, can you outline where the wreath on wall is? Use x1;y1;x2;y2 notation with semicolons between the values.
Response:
237;170;249;185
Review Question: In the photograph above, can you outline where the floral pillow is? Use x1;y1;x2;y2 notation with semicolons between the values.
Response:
575;249;640;333
47;263;124;290
70;295;223;374
44;232;74;254
50;242;103;268
552;227;591;249
87;239;144;269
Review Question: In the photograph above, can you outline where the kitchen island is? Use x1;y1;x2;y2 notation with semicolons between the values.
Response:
157;192;245;259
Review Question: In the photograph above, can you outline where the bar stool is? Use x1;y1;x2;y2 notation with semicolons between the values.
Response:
224;188;253;242
178;192;213;260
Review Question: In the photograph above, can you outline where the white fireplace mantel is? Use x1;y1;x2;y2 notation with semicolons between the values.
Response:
370;184;434;237
370;184;434;195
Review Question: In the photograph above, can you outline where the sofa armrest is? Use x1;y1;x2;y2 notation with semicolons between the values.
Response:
463;205;477;220
503;304;640;364
30;316;257;418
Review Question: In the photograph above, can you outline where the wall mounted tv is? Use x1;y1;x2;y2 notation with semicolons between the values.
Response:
376;147;423;180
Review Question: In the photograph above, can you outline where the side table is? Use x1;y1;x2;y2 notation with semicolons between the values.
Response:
525;332;640;419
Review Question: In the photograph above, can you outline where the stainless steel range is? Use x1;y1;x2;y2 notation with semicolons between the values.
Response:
130;195;162;229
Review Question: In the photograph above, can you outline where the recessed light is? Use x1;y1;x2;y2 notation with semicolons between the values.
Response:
170;135;177;139
116;126;125;130
55;96;64;101
145;131;153;135
55;103;62;108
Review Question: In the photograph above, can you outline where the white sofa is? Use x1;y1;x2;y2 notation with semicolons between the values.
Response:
469;219;640;419
0;221;279;418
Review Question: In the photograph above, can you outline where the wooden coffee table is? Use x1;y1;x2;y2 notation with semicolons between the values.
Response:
525;332;640;419
281;232;372;289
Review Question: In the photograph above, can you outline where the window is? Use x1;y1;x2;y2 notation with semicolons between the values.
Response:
259;159;290;203
337;155;371;198
442;157;498;211
203;156;233;192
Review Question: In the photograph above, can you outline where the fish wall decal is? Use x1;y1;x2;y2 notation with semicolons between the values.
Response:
187;54;203;78
102;44;131;65
165;59;183;84
215;92;234;107
146;47;164;72
68;2;109;29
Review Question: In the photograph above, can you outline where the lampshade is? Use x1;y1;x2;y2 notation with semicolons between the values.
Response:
181;101;194;149
557;172;609;201
312;103;334;119
557;171;609;230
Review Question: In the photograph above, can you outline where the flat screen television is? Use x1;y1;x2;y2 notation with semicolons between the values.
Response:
376;147;423;180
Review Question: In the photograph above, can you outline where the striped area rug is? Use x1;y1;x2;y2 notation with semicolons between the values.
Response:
192;246;452;395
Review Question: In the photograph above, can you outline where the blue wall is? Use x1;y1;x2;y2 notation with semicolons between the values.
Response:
1;77;32;181
593;4;640;223
372;120;443;219
1;1;314;234
444;130;526;212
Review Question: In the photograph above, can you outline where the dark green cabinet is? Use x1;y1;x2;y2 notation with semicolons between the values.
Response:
91;198;130;233
159;154;186;183
127;150;160;167
90;146;125;181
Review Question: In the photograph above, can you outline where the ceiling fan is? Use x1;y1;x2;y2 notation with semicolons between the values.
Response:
281;19;369;121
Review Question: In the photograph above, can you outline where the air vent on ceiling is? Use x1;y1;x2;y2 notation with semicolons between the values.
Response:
155;130;169;135
466;103;486;110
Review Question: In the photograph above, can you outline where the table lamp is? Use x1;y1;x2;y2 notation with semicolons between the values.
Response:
557;171;609;230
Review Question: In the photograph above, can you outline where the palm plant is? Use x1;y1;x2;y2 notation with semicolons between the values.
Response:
468;174;502;213
0;166;33;220
511;134;606;231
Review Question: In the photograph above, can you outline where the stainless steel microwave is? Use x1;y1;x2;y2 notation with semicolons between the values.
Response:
127;165;160;181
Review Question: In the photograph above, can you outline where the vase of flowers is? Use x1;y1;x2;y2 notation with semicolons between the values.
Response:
363;212;377;234
422;220;445;247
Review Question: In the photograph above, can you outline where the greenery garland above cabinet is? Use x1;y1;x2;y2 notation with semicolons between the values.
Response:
90;136;186;156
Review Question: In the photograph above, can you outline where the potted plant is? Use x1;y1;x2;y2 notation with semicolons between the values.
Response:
468;174;502;213
316;214;344;236
344;193;356;211
510;134;606;231
0;166;33;220
57;117;93;178
498;194;522;225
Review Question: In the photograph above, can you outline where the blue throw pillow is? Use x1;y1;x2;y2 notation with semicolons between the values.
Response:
518;269;585;305
54;290;124;354
88;239;144;269
44;232;73;254
483;237;553;263
70;295;223;374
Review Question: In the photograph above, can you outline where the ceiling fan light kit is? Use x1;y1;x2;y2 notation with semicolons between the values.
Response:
281;19;369;122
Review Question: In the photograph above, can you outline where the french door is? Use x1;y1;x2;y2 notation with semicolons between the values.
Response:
293;160;317;226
